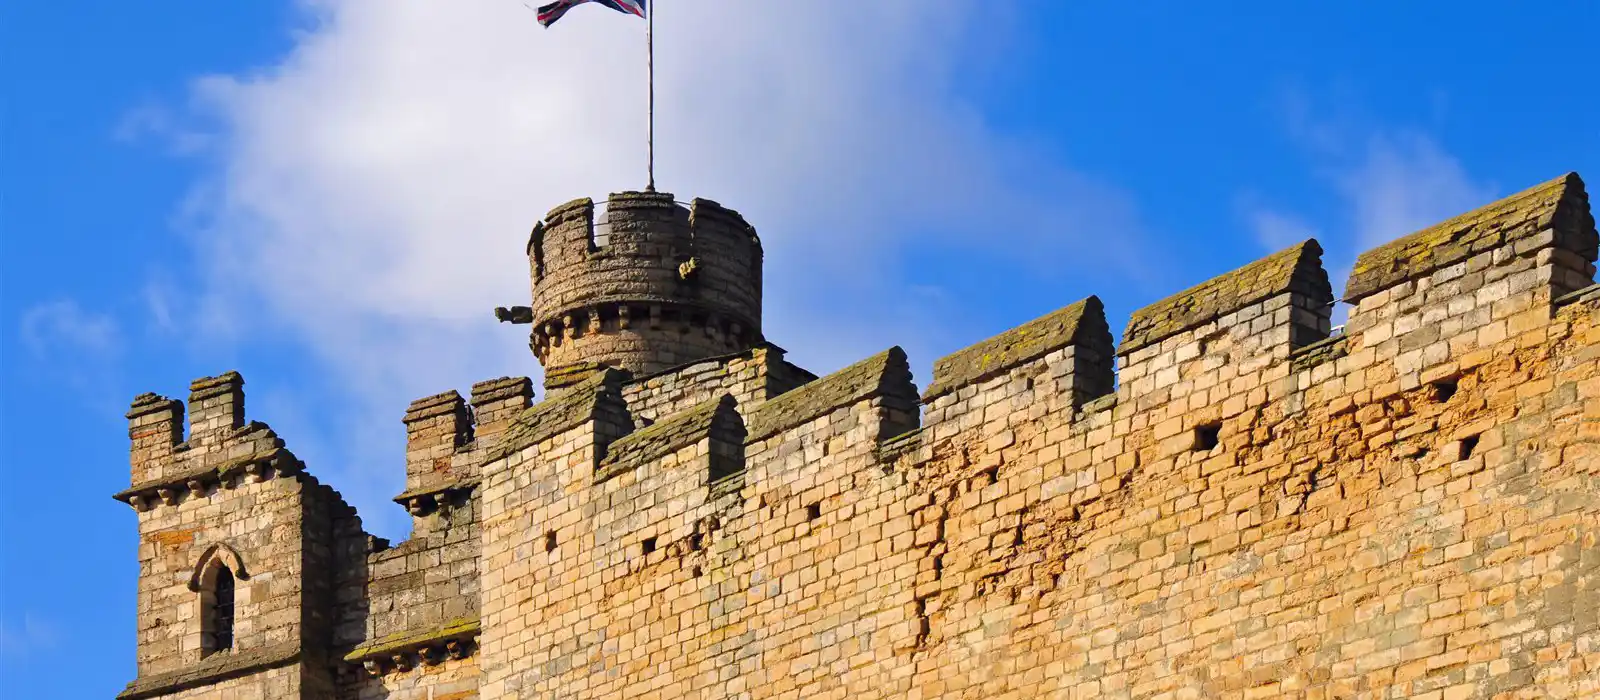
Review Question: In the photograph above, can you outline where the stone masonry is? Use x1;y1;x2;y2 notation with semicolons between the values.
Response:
116;175;1600;699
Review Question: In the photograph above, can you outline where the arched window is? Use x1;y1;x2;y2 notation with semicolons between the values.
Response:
189;543;248;657
211;566;235;652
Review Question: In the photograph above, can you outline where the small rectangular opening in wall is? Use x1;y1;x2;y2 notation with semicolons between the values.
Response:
1459;435;1480;460
545;531;558;553
642;537;657;555
806;503;821;521
590;201;611;249
1432;380;1458;403
1194;424;1221;452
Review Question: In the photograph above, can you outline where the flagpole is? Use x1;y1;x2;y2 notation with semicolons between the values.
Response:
646;0;655;192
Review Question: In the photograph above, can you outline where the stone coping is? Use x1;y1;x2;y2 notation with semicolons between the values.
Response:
923;297;1108;401
188;371;243;401
1290;334;1349;373
1121;239;1332;356
877;427;925;464
597;395;742;482
344;617;480;673
471;375;533;405
744;346;914;443
117;642;300;700
403;390;465;423
489;369;627;462
1555;282;1600;308
112;448;293;506
1345;172;1595;303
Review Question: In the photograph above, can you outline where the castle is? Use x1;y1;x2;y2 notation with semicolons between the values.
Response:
116;176;1600;699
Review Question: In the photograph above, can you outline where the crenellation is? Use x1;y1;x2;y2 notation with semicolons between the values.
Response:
127;392;184;483
116;174;1600;699
468;376;533;442
187;371;246;443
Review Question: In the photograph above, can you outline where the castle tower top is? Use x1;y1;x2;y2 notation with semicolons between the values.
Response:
519;191;764;383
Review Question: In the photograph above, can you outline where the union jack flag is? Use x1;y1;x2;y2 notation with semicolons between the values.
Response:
536;0;646;27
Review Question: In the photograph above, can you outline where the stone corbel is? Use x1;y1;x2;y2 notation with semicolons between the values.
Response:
392;653;414;672
420;645;446;666
362;659;385;678
157;487;179;506
243;462;266;484
618;305;632;329
446;639;469;660
186;479;208;498
407;498;429;516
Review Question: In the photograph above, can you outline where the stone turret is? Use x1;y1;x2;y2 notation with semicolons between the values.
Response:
501;191;764;388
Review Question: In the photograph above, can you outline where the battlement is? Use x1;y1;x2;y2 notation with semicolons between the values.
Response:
116;173;1600;700
524;191;765;380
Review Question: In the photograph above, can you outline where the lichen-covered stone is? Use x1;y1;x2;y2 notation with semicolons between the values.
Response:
924;296;1111;401
744;345;916;442
1345;172;1597;302
1120;238;1332;354
115;176;1600;700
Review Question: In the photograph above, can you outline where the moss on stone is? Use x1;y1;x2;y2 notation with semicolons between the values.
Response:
923;297;1109;401
1120;239;1331;355
1344;173;1594;302
745;346;914;443
342;616;481;663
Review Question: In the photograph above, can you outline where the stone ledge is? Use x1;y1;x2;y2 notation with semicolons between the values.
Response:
116;642;300;700
1121;239;1332;356
112;448;295;508
344;617;480;676
923;296;1109;401
392;478;479;516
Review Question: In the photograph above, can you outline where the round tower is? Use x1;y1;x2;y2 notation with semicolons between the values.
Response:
522;190;764;380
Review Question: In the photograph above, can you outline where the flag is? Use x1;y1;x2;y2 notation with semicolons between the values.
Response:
537;0;646;27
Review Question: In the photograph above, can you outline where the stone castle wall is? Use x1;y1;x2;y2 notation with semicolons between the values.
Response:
114;173;1600;699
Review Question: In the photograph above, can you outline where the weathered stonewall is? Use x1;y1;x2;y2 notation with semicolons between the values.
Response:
118;178;1600;699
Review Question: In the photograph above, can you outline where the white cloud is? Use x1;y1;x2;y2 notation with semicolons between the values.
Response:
1336;131;1496;251
19;300;119;359
144;0;1151;536
1263;88;1499;305
1236;193;1321;253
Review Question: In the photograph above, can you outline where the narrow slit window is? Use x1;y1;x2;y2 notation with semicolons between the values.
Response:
806;503;822;521
1459;435;1480;460
211;566;235;653
545;531;558;553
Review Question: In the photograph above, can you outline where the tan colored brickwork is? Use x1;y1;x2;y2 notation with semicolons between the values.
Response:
116;174;1599;699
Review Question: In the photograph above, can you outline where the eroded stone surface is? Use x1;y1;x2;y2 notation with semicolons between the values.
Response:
117;176;1600;699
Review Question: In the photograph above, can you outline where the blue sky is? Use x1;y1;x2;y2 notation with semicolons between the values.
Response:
2;1;1596;695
